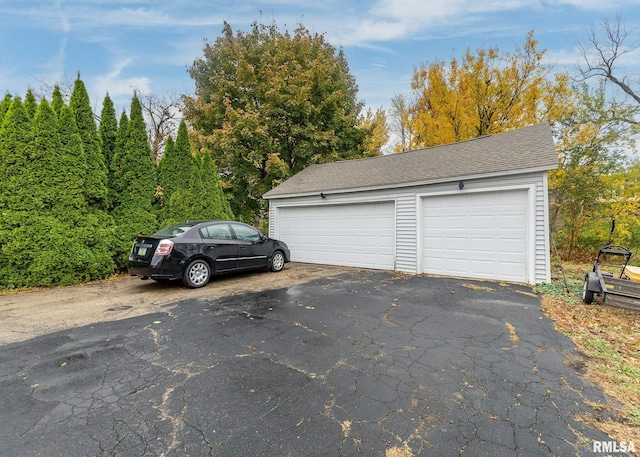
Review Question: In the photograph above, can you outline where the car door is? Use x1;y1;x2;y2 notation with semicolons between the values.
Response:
230;223;270;270
199;223;239;272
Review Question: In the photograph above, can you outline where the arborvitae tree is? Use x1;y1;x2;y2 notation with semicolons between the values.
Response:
70;76;108;209
157;119;192;216
24;88;37;119
99;93;118;178
51;85;64;117
30;100;64;211
165;189;195;224
68;77;116;278
157;135;175;208
57;104;114;284
199;150;234;220
0;98;30;287
187;154;206;218
110;95;157;268
57;105;88;213
109;110;129;207
0;100;63;287
0;93;12;124
0;97;32;213
27;101;113;286
23;101;74;286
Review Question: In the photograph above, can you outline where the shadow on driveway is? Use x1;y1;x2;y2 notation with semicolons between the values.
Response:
0;270;616;456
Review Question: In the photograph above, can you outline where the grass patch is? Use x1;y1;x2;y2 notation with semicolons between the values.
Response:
538;263;640;451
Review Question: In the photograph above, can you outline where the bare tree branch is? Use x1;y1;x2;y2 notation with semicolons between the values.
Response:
577;14;640;106
139;93;184;163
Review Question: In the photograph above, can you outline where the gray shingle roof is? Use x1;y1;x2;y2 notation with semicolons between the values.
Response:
264;122;557;199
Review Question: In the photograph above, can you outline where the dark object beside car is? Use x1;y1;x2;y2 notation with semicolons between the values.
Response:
583;243;640;312
128;221;290;288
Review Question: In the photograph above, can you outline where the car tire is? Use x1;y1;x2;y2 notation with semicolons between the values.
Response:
269;251;285;272
583;275;595;304
183;259;211;288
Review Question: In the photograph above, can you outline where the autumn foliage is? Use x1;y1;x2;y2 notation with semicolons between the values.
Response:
397;31;640;260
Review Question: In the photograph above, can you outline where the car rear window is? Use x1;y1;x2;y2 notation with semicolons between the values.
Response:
152;224;196;238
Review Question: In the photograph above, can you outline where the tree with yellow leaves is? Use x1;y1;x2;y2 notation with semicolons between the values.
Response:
402;31;571;149
549;82;638;258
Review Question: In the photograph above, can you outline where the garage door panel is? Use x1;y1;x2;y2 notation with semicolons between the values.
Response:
470;237;496;252
446;237;468;250
445;215;468;229
497;214;523;228
469;260;497;275
422;190;528;282
470;215;495;228
277;202;395;270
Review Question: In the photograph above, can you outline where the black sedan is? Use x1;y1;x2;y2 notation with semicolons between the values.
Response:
128;221;290;288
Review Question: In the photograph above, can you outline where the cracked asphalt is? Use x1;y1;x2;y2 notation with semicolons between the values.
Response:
0;269;622;456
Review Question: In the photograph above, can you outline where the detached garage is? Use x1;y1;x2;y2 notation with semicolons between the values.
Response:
264;123;558;284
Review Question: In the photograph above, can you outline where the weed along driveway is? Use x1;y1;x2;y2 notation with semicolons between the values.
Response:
0;266;621;456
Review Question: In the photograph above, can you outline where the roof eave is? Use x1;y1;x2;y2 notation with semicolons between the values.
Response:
262;164;557;200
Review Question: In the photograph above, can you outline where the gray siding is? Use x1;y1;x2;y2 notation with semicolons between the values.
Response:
267;171;551;283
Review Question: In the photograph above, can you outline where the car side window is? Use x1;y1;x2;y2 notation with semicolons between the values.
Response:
231;224;262;242
200;224;233;240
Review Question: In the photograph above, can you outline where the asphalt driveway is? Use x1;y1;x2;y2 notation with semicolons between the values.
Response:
0;269;618;456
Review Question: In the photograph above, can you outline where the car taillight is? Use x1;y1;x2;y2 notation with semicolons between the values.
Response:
154;239;173;256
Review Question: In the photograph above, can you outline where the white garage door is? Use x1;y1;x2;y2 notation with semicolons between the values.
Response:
277;202;395;270
421;190;528;282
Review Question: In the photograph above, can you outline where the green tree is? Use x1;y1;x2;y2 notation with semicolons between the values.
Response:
57;105;88;213
58;104;115;281
24;101;90;286
51;85;64;117
99;93;118;201
110;95;157;268
70;76;109;209
184;21;368;223
199;150;233;220
0;97;32;213
0;93;12;124
110;110;129;206
165;161;200;224
549;83;638;257
0;97;33;287
0;98;115;288
157;119;193;217
24;88;37;119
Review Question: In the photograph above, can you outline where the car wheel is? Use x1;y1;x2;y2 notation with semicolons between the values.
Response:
583;275;595;304
183;259;211;288
270;251;285;272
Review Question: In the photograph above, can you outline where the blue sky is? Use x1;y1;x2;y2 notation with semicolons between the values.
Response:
1;0;640;116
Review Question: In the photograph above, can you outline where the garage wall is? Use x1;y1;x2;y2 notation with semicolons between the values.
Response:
268;171;551;283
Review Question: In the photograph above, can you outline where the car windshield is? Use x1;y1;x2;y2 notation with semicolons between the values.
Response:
152;223;197;238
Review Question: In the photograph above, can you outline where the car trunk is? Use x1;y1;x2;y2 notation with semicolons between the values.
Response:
130;237;162;262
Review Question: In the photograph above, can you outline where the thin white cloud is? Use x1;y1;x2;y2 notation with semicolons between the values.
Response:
335;0;640;47
37;35;67;89
551;0;640;10
93;58;151;101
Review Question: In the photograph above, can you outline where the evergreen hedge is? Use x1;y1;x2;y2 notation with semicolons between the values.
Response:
0;81;233;289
